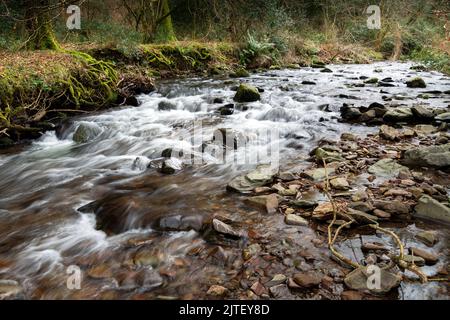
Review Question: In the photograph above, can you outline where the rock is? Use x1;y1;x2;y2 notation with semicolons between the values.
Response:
0;280;22;299
293;272;323;288
243;243;262;260
227;165;278;193
384;189;413;197
0;137;14;148
212;219;242;238
347;208;378;224
315;148;344;163
368;159;409;178
87;264;114;279
435;112;450;122
302;80;316;85
133;250;160;268
160;158;183;174
213;128;246;149
230;68;250;78
344;266;401;294
207;285;228;297
412;105;434;121
303;167;336;181
321;68;333;73
364;78;379;84
285;214;308;226
414;195;450;224
373;200;410;215
406;77;426;88
352;190;368;202
246;194;279;214
409;247;438;264
312;202;335;220
341;133;358;141
250;282;267;296
290;199;318;209
268;284;291;299
373;209;391;219
362;242;387;251
266;274;287;287
414;124;437;135
158;100;178;111
400;128;416;139
233;84;261;103
436;135;449;145
379;125;399;141
341;290;363;300
416;231;438;247
156;214;204;232
330;177;350;190
383;107;413;123
402;254;426;266
73;122;102;143
340;105;362;121
403;144;450;168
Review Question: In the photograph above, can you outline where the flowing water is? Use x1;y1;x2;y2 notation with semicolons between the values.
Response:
0;62;449;299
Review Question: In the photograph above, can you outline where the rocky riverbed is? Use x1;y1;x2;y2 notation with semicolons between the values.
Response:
0;61;449;300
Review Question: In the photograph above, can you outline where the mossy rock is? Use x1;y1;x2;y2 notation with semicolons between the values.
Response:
233;84;261;103
406;77;426;88
364;78;379;84
73;123;102;143
230;68;250;78
0;137;14;148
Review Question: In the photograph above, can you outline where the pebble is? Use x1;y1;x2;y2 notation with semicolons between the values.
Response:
207;285;228;297
293;272;323;288
285;214;308;226
409;247;438;264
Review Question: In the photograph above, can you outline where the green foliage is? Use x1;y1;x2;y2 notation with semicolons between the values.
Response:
409;48;450;75
239;32;278;66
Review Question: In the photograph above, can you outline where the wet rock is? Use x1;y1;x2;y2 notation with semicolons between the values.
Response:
344;266;401;294
312;202;334;220
383;107;413;123
230;68;250;78
303;167;336;181
364;78;378;84
250;282;268;296
158;100;178;111
347;208;378;224
227;165;278;193
219;104;235;116
321;68;333;73
436;135;449;145
266;274;287;287
212;219;242;238
402;254;426;266
412;105;434;121
234;84;261;103
416;231;438;247
213;128;246;149
133;250;160;268
406;77;426;88
156;214;204;232
341;133;357;141
373;209;391;219
246;194;279;214
285;214;308;226
351;190;368;202
87;264;114;279
384;188;413;197
373;200;410;215
290;199;318;209
341;290;363;300
403;144;450;168
73;122;102;143
269;284;291;299
315;148;344;163
368;159;409;178
243;243;262;260
0;280;22;299
414;195;450;224
207;285;228;297
409;247;438;265
330;177;350;190
435;112;450;122
341;106;362;121
379;125;399;141
302;80;316;85
362;242;387;252
293;272;323;288
414;124;437;135
160;158;183;174
0;137;14;148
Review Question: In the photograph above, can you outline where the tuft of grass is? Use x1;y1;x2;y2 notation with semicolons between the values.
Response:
408;47;450;75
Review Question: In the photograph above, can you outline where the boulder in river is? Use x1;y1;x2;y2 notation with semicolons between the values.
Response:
406;77;426;88
435;112;450;123
160;158;183;174
233;84;261;103
368;159;409;178
340;104;362;121
403;143;450;168
414;195;450;224
212;219;242;238
158;100;178;111
227;165;278;193
411;105;434;121
383;107;413;123
344;266;401;294
0;280;23;299
379;125;399;141
73;122;102;143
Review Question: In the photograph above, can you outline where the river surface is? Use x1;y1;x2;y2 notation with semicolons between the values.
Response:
0;62;449;299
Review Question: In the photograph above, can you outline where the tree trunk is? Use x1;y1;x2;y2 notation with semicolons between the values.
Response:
25;0;60;50
155;0;177;42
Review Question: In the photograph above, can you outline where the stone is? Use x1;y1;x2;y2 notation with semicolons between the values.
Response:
373;209;391;219
373;200;410;215
315;148;344;163
290;199;318;209
347;208;378;224
246;194;279;214
73;122;102;143
312;202;334;220
266;274;287;287
383;107;414;123
344;266;401;294
234;84;261;103
341;133;358;141
243;243;262;260
402;255;426;266
161;158;183;174
435;112;450;122
212;219;242;238
348;202;373;213
0;280;22;299
330;177;350;190
414;195;450;224
285;214;308;226
406;77;426;88
207;285;228;297
158;100;177;111
352;190;368;202
412;105;434;120
415;231;438;247
303;167;336;181
133;250;160;268
368;159;409;178
268;284;291;299
384;189;413;197
321;68;333;73
156;214;204;232
230;68;250;78
364;78;379;84
409;247;438;264
403;144;450;168
362;242;387;251
250;282;267;296
87;264;113;279
414;124;437;135
379;125;399;141
341;290;363;300
400;128;416;139
227;165;278;193
340;105;362;121
293;272;323;288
